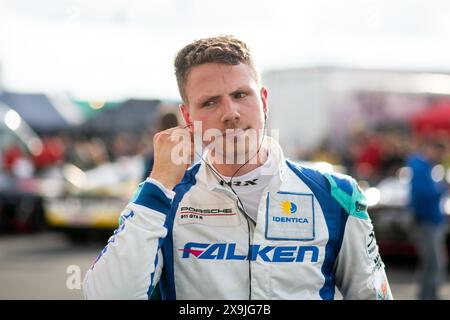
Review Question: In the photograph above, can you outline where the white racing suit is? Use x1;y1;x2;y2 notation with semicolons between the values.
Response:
83;138;393;300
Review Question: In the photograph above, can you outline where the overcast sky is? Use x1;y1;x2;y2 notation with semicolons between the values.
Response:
1;0;450;101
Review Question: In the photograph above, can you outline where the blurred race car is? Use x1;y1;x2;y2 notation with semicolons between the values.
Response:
43;155;144;242
0;104;48;234
365;167;450;257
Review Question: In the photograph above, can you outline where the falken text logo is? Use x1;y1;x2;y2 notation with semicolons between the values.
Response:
179;242;319;263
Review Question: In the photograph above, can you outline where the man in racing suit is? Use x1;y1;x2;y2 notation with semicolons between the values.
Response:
83;35;393;300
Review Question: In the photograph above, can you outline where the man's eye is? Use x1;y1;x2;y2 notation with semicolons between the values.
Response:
234;92;247;99
203;100;215;107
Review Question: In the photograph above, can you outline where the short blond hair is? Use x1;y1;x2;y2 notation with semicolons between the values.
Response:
174;35;260;102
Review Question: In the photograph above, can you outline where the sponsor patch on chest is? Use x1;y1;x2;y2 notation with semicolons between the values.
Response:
265;192;315;240
177;203;241;227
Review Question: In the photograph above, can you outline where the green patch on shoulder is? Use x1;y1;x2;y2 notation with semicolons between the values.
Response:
323;172;369;220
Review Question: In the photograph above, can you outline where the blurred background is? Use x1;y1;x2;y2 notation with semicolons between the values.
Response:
1;0;450;299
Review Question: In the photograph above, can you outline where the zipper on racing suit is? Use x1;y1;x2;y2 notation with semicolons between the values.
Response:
236;199;256;300
213;184;269;300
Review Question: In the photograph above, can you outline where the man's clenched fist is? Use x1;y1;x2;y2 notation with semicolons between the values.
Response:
149;126;194;190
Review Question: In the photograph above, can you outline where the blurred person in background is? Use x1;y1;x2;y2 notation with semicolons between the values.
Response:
355;132;383;184
32;135;65;172
86;137;109;167
310;138;341;165
2;142;24;174
2;142;35;179
70;137;94;170
111;132;137;160
379;130;409;178
407;138;449;300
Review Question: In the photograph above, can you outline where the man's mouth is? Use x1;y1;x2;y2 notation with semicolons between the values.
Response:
222;128;248;139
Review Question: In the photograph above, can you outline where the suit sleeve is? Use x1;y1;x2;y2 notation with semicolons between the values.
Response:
83;178;174;299
323;172;393;300
334;214;393;300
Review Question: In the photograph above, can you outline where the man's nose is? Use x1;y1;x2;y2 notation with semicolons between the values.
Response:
220;97;240;125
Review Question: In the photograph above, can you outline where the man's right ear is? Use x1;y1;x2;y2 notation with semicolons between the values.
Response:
179;104;192;129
